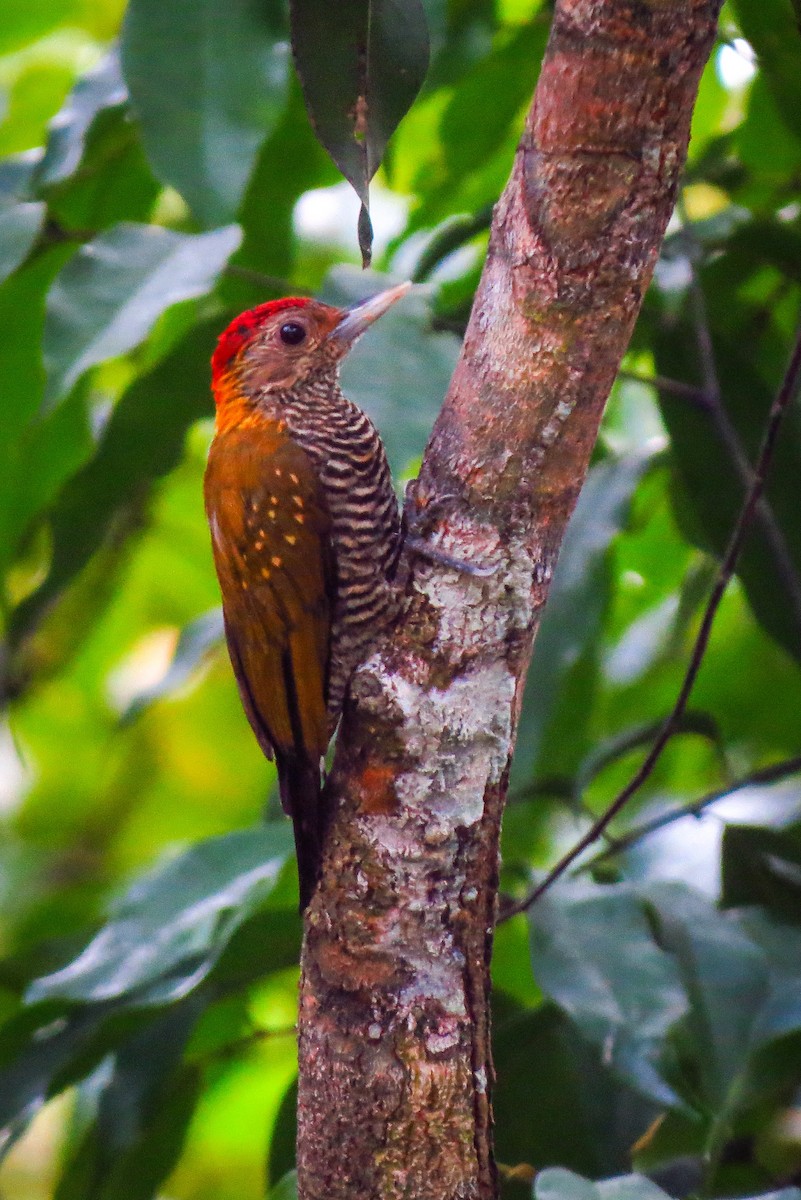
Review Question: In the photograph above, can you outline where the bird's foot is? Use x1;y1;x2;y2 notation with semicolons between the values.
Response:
403;534;497;578
401;481;497;578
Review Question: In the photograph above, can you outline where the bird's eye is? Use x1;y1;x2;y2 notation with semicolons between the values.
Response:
279;322;307;346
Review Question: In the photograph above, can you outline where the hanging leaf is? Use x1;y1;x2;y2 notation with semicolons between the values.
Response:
290;0;430;265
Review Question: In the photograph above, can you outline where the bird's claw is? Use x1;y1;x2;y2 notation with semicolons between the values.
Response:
404;534;497;578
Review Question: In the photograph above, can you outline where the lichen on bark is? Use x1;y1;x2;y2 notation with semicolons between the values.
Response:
296;0;723;1196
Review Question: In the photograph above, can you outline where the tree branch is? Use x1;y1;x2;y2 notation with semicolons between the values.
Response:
223;263;303;294
508;313;801;919
617;367;712;406
586;752;801;867
296;2;723;1196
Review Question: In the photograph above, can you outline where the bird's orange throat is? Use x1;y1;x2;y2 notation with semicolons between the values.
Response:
211;368;260;435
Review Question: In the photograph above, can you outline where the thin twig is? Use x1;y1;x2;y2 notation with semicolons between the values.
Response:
200;1024;298;1065
411;206;493;283
585;752;801;868
509;709;729;808
224;264;304;294
617;368;712;407
505;315;801;919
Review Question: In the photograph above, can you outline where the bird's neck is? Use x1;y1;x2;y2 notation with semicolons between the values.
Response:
280;372;348;420
213;366;347;438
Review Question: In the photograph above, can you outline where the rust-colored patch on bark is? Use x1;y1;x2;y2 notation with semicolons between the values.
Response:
353;761;398;815
310;933;402;994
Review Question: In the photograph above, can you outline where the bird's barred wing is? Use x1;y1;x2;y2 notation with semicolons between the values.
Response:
205;429;335;769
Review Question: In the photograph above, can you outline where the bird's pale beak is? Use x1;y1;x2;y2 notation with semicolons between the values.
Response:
330;281;412;348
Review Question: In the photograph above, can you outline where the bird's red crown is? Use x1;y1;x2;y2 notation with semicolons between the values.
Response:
211;297;311;384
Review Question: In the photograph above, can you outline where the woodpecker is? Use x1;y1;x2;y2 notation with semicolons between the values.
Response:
204;283;410;909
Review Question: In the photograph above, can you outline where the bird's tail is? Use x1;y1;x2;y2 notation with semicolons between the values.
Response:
277;755;324;912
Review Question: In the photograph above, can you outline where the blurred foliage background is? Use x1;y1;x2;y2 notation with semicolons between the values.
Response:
0;0;800;1198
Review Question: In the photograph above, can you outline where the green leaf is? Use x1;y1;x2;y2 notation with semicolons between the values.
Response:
536;1170;599;1200
729;0;801;142
737;75;801;182
512;452;654;786
32;47;158;234
37;49;128;188
9;318;220;647
622;896;801;1152
752;976;801;1047
572;710;727;802
0;201;45;284
744;1193;801;1200
121;0;290;226
27;826;294;1007
409;18;547;230
57;1066;201;1200
290;0;430;264
42;221;241;411
440;19;546;179
528;882;687;1107
644;883;770;1112
45;103;161;233
722;822;801;925
54;1004;203;1200
0;0;80;56
236;75;340;278
494;1003;660;1181
267;1079;298;1189
122;608;225;721
4;385;95;590
0;151;43;204
0;1007;113;1158
209;906;301;991
534;1172;801;1200
535;1169;672;1200
651;241;801;666
0;43;80;159
0;244;90;585
269;1171;298;1200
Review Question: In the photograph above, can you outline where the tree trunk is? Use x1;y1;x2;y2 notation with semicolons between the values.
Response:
296;0;722;1195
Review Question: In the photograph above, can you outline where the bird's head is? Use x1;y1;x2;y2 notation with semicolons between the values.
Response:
211;282;411;419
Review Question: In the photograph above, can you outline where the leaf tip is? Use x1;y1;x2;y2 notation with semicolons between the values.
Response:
358;203;373;268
